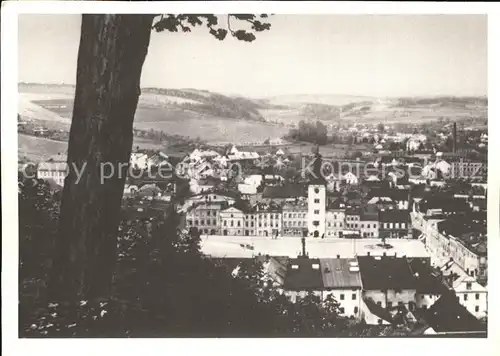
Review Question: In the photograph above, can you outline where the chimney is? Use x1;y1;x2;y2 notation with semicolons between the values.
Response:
452;122;457;153
367;251;370;256
301;237;307;258
336;254;340;259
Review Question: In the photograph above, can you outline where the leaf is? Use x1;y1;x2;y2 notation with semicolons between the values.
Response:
231;14;256;21
233;30;256;42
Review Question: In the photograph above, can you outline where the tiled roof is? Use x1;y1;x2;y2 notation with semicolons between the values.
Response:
283;258;324;291
262;184;306;199
422;290;486;333
408;259;448;295
357;256;417;291
378;210;410;223
320;258;362;289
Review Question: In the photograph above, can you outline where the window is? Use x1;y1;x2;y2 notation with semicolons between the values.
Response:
237;221;241;227
314;210;320;214
231;221;234;227
354;307;359;314
475;293;480;300
195;220;199;226
464;294;468;301
340;294;345;300
313;221;320;226
339;307;345;314
213;219;217;225
377;301;382;307
352;293;356;300
314;199;320;204
201;220;205;225
466;282;472;290
223;221;227;226
378;319;383;325
475;306;479;312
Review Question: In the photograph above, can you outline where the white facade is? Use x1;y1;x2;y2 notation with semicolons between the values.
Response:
37;161;68;187
325;210;346;237
219;207;245;236
343;172;359;185
308;184;326;238
454;277;488;319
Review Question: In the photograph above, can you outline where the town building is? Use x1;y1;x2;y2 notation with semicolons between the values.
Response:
219;206;245;236
308;183;327;238
283;257;324;302
186;203;222;235
357;256;418;325
320;258;362;318
37;153;68;187
378;209;411;239
282;201;308;237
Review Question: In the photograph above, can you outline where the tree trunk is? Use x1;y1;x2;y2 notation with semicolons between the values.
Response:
49;14;155;302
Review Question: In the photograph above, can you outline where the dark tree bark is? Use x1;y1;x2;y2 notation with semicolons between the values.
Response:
49;14;156;302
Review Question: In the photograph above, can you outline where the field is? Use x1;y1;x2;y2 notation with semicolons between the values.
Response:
18;134;68;162
18;134;165;162
19;92;290;145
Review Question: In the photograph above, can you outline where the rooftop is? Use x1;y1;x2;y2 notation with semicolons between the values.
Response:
283;258;324;291
378;210;410;223
320;258;362;289
357;256;417;291
262;183;306;199
419;291;486;333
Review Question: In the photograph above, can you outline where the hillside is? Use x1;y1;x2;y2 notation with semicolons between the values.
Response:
19;83;269;122
18;83;289;145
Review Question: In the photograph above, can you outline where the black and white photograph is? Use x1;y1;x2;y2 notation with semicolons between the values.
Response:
2;1;498;350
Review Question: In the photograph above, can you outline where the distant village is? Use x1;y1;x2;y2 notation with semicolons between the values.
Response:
19;117;488;335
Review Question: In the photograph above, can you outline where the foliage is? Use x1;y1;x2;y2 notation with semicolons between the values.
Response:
19;182;350;337
152;14;271;43
285;120;329;145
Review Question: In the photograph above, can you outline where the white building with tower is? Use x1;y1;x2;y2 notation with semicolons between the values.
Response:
308;183;326;238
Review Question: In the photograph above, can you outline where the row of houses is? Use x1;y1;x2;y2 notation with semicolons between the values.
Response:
185;185;413;239
226;252;487;326
410;195;488;285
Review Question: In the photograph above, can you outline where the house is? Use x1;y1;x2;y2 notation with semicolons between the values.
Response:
219;206;245;236
254;203;282;238
378;209;411;239
325;198;346;238
283;258;324;303
359;206;379;238
186;203;223;235
358;256;418;325
183;192;237;210
408;259;448;310
37;154;68;187
440;259;488;319
436;217;487;282
415;291;486;336
343;172;359;185
320;258;362;319
282;201;308;237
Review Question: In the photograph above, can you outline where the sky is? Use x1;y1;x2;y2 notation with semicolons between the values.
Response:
18;14;487;98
